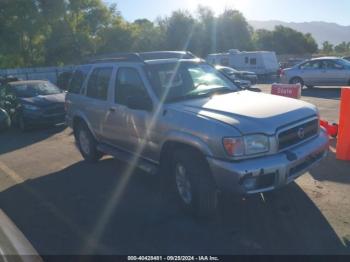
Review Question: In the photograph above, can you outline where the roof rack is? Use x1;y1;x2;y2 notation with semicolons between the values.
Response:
139;51;197;60
88;53;143;64
87;51;197;64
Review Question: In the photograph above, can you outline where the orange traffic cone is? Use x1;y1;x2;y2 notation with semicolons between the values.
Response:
336;87;350;160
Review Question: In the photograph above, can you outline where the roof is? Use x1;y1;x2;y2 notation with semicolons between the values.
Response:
311;56;341;60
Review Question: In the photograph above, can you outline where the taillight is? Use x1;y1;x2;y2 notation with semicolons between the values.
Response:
280;69;285;77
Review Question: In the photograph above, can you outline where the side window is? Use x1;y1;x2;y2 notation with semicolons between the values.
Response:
324;60;343;70
115;68;148;105
245;57;249;64
86;67;112;100
69;69;89;94
300;61;320;70
250;58;257;65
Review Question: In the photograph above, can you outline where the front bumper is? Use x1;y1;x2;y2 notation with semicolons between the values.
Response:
207;129;329;195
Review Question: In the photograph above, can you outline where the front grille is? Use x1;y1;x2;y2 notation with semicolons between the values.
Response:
44;104;65;115
278;119;318;150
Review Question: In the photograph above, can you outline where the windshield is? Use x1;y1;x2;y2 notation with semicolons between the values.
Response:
146;62;238;102
11;82;62;98
220;67;238;75
338;58;350;67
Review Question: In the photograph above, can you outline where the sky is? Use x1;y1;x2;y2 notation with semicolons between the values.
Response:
104;0;350;26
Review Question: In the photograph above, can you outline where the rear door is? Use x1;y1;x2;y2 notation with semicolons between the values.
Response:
83;66;114;139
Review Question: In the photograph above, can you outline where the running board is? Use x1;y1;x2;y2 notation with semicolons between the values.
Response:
97;143;158;175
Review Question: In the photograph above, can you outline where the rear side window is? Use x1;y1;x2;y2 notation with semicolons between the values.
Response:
69;71;85;94
250;58;257;65
115;68;147;105
86;67;113;100
68;66;91;94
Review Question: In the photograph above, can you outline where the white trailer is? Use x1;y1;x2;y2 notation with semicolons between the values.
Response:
206;49;279;76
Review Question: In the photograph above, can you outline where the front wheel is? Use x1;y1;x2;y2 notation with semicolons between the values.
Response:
171;149;218;218
290;77;304;87
75;123;103;162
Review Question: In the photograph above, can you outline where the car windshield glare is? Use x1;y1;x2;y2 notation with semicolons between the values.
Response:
11;82;62;98
146;62;238;102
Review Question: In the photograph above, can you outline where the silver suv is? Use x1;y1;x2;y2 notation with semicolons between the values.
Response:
281;57;350;87
66;51;329;217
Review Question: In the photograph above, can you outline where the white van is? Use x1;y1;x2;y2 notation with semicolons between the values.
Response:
207;49;279;76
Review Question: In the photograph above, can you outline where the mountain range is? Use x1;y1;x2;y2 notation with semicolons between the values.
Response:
249;20;350;47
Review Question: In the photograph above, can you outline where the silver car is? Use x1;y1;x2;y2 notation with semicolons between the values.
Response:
280;57;350;87
66;51;329;218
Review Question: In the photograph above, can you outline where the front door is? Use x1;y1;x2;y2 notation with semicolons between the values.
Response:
102;66;154;159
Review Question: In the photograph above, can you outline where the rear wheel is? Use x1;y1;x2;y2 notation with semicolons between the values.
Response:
75;123;103;162
290;77;304;87
171;149;218;218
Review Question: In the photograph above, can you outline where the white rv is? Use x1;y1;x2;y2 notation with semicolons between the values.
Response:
206;49;279;76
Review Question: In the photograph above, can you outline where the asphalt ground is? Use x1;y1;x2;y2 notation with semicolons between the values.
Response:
0;85;349;255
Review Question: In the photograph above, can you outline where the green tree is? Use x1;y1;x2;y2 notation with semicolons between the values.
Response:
322;41;334;54
216;9;253;52
334;41;349;54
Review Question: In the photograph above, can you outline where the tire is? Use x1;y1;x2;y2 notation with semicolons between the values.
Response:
170;149;218;218
290;77;304;87
75;122;103;162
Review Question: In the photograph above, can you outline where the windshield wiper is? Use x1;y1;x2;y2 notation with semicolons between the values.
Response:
166;87;234;103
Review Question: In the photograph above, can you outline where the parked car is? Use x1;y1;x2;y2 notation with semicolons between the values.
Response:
280;57;350;87
343;56;350;62
207;49;279;77
0;80;66;131
215;65;254;88
66;51;329;218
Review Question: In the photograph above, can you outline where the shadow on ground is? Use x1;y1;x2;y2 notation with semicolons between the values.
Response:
1;158;348;255
301;87;341;100
309;139;350;184
0;125;67;155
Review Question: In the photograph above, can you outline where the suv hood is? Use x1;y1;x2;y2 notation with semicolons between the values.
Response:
170;90;317;135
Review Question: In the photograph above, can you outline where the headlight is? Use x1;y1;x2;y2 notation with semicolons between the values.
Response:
22;104;40;111
244;134;269;155
223;134;269;157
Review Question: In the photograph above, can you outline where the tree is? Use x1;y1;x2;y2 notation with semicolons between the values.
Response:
254;25;318;54
160;10;196;52
131;19;164;52
216;9;253;52
322;41;333;54
334;41;349;54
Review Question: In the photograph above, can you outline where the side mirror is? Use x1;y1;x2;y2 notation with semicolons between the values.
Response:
126;94;153;111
